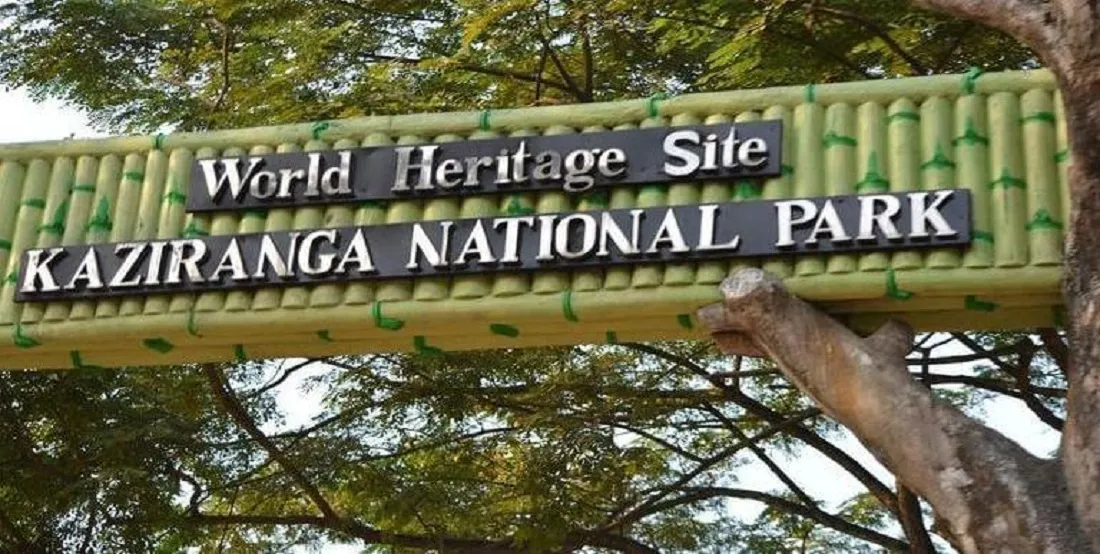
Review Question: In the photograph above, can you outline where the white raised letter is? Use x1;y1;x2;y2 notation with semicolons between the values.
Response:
21;248;65;293
696;205;741;251
857;195;902;241
406;222;453;269
775;200;817;247
910;191;958;238
663;130;701;177
646;209;690;254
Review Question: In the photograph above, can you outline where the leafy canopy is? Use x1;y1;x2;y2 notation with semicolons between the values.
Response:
1;0;1035;132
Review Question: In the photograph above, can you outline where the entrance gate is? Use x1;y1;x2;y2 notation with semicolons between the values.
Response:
0;69;1066;369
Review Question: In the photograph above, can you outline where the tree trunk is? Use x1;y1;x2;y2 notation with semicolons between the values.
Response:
699;2;1100;551
700;270;1093;552
1056;74;1100;553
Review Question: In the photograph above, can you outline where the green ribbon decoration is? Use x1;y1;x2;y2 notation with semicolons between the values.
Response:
413;335;444;356
961;67;984;95
885;268;914;300
887;111;920;124
0;239;11;251
804;83;817;104
154;133;167;150
965;295;998;312
822;131;857;148
856;154;890;192
677;314;694;330
164;188;188;206
123;171;145;182
972;230;995;244
920;145;956;171
489;323;520;338
13;324;40;349
504;195;535;216
953;118;990;147
989;168;1027;191
186;307;202;338
581;191;610;207
233;344;248;362
605;331;619;344
72;184;97;194
70;351;102;370
71;351;106;370
38;199;69;236
780;164;794;177
317;329;334;342
1025;209;1063;231
1021;112;1056;125
479;110;492;131
142;338;175;354
21;198;46;210
855;174;890;193
182;221;209;238
87;197;113;233
562;290;580;322
311;121;331;140
372;301;405;331
646;93;667;118
733;180;762;200
5;270;19;285
1054;150;1070;164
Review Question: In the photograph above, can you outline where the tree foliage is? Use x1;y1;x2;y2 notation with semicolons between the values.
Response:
1;0;1035;132
0;333;1068;553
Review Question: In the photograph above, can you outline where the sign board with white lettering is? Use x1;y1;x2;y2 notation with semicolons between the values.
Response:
15;191;971;301
187;122;782;212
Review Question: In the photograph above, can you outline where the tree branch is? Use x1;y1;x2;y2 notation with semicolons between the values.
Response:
603;407;821;531
1037;327;1070;379
184;513;522;553
201;364;339;521
897;483;938;553
699;268;1090;551
176;512;655;554
910;0;1053;53
205;18;232;113
244;358;318;399
915;372;1066;399
536;32;590;101
950;334;1064;430
358;53;579;97
580;18;594;98
654;13;875;80
698;401;818;507
635;487;909;552
0;508;36;554
931;23;973;73
324;0;449;24
626;342;899;516
809;5;930;74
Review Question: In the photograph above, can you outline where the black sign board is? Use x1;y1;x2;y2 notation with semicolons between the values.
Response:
187;122;783;212
17;190;970;301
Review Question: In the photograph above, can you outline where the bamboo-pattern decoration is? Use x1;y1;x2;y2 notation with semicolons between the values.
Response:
0;69;1070;369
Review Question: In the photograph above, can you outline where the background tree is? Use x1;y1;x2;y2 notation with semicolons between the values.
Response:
0;0;1086;552
0;0;1035;131
697;0;1100;550
0;335;1068;552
